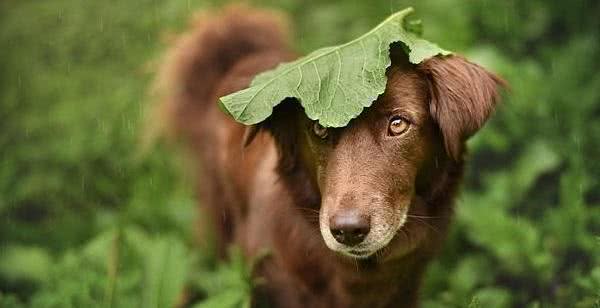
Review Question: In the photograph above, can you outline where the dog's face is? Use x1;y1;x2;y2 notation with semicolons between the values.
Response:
257;53;503;259
305;67;436;258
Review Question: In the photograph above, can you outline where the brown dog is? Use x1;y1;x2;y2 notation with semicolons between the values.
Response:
157;5;504;308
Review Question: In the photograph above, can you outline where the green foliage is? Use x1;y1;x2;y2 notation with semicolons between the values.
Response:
28;228;167;308
1;0;598;307
25;228;189;308
219;7;449;127
191;248;258;308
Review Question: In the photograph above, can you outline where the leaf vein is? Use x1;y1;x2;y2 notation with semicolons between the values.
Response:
327;50;343;112
312;62;322;107
360;41;367;88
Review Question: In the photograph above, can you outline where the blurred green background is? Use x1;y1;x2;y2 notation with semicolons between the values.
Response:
1;0;599;307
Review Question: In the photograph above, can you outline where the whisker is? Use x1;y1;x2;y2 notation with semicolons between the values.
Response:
399;228;410;244
409;217;440;235
297;211;320;218
296;208;321;222
406;214;445;220
296;207;319;213
296;207;320;214
376;244;389;263
374;249;382;262
302;216;320;223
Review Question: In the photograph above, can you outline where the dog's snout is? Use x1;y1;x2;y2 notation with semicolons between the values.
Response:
329;213;370;246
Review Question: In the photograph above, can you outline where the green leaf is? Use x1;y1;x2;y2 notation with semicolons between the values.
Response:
142;236;188;308
192;289;246;308
467;297;481;308
219;7;450;127
0;293;26;308
0;245;51;285
190;247;272;307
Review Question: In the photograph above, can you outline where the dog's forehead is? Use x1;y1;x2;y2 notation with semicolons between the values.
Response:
374;68;429;119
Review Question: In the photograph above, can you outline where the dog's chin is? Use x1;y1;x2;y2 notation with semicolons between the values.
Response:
340;249;377;259
322;228;400;260
332;233;406;262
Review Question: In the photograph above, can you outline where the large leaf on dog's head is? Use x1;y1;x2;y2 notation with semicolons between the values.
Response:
218;7;450;127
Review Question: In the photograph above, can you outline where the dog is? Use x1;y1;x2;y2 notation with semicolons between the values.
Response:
156;5;504;308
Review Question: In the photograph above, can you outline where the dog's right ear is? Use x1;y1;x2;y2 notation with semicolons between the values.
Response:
243;99;301;173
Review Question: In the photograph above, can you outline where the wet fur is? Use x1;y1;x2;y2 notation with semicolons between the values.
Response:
156;5;504;308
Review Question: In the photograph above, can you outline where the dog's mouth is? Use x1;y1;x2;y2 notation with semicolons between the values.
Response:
320;205;409;260
334;229;396;259
345;249;376;259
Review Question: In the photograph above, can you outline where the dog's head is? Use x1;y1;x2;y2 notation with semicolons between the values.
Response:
248;49;504;259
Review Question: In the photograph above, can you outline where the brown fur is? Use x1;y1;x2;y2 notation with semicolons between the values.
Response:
155;5;504;307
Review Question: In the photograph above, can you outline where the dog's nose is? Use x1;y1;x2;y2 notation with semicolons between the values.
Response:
329;214;370;246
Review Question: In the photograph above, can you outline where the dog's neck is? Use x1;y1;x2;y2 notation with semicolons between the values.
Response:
332;251;431;307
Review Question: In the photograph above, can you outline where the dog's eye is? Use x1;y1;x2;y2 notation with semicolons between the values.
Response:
388;116;410;136
313;122;328;139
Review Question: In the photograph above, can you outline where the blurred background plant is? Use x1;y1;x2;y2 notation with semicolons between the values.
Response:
0;0;598;307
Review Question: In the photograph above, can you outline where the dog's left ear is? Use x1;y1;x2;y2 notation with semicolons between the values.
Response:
242;98;301;173
242;125;260;147
418;55;506;161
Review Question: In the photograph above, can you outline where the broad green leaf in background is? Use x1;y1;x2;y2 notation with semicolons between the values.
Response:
0;245;51;286
142;236;188;308
218;7;450;127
